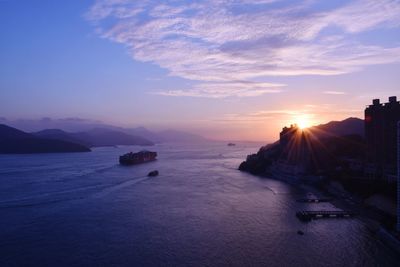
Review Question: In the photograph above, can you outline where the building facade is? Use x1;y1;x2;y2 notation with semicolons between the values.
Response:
397;121;400;232
365;96;400;180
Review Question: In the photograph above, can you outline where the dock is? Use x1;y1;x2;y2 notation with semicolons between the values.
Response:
296;198;332;203
296;210;356;221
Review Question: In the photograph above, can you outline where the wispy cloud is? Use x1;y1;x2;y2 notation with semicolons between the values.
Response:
215;109;317;125
217;106;362;125
86;0;400;97
151;81;284;98
323;91;346;95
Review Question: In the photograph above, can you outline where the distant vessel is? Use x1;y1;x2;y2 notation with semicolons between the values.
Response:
227;143;236;146
148;170;159;177
119;150;157;165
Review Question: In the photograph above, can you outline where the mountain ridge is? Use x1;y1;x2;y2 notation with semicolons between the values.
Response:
0;124;91;154
239;117;365;175
310;117;364;138
0;117;207;143
34;128;154;147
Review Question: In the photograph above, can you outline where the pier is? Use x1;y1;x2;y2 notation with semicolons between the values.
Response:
296;198;332;203
296;210;356;221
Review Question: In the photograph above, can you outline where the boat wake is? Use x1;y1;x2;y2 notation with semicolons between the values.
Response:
0;175;153;209
91;175;150;198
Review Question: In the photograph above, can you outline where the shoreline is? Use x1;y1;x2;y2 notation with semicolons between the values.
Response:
246;170;400;253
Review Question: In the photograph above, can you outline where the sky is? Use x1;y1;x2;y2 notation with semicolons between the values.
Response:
1;0;400;141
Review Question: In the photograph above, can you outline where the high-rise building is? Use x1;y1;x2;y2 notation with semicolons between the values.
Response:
365;96;400;179
397;121;400;232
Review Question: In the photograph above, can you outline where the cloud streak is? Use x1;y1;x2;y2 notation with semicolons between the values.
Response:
323;91;346;95
151;81;284;98
86;0;400;97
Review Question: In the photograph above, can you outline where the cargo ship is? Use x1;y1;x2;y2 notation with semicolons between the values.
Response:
119;150;157;165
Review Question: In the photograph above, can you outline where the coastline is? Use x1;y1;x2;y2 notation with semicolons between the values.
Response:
243;170;400;253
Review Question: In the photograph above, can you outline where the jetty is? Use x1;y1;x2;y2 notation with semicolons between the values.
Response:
296;210;356;221
296;198;332;203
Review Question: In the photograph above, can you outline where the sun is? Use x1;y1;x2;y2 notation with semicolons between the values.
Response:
295;115;312;130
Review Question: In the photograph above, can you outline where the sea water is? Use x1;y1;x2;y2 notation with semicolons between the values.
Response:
0;142;399;266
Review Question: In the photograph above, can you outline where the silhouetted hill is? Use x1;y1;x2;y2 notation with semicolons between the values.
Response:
0;124;91;154
155;129;207;142
123;127;207;143
34;129;92;147
239;117;365;174
123;127;162;143
2;117;208;143
76;128;154;147
311;117;364;138
34;128;154;147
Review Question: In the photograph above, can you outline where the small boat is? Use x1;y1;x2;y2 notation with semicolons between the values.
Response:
148;170;159;177
297;230;304;235
119;150;157;165
227;143;236;146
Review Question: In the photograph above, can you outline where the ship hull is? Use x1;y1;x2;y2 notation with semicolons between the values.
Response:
119;150;157;166
119;158;156;165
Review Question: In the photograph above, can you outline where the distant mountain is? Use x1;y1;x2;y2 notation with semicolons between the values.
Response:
0;117;114;132
74;128;154;147
0;124;91;154
123;127;163;143
154;129;207;142
34;128;154;147
311;117;364;138
121;127;207;143
34;127;204;146
34;129;92;147
2;117;208;144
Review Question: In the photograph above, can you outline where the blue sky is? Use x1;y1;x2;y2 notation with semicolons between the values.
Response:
1;0;400;141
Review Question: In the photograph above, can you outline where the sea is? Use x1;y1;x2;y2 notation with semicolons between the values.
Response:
0;141;399;267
